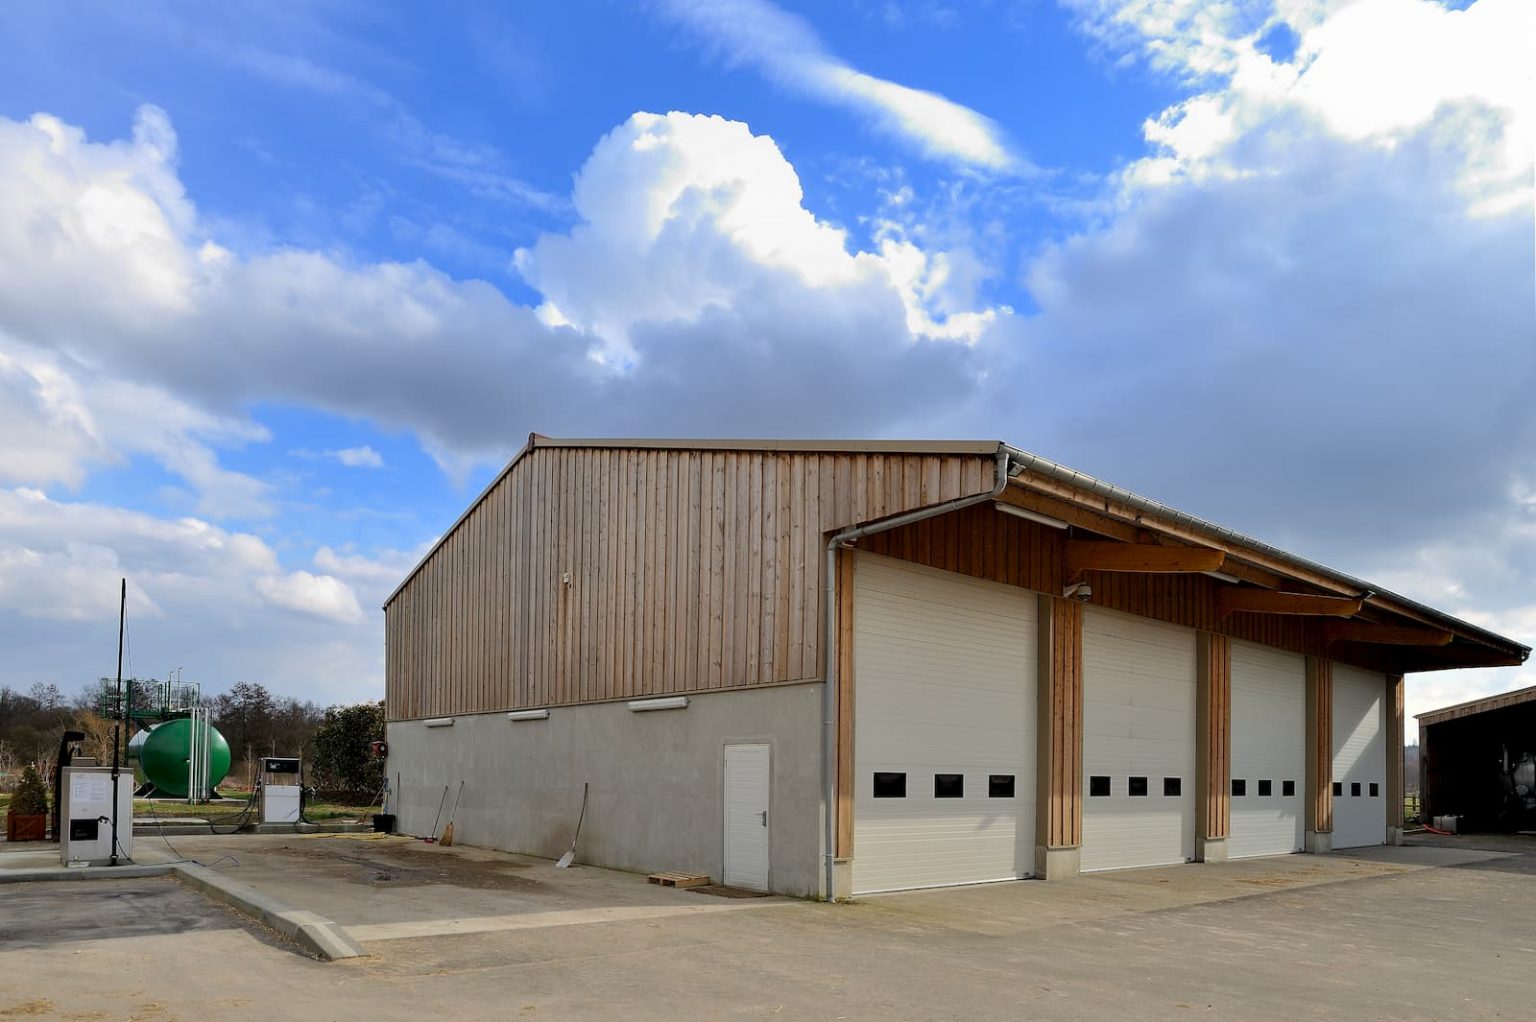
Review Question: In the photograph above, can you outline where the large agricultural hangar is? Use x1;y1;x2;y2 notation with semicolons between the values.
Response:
383;437;1527;898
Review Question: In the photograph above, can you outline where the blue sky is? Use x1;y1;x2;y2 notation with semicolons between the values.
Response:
0;0;1531;719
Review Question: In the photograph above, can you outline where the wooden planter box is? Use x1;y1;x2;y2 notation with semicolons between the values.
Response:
5;812;47;842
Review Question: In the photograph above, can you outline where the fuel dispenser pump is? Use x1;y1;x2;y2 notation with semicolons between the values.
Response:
259;757;303;824
59;764;134;866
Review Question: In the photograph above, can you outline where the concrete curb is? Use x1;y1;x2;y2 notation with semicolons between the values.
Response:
172;863;368;961
133;822;373;836
0;864;173;884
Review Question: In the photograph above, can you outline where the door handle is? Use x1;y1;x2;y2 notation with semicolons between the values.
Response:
759;810;768;827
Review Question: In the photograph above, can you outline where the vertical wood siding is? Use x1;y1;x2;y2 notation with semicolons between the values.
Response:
835;549;856;858
1306;656;1334;834
386;448;992;719
1197;633;1232;840
1385;674;1405;831
1040;597;1085;849
859;504;1375;663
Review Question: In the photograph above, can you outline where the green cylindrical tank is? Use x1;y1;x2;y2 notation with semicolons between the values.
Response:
127;719;233;798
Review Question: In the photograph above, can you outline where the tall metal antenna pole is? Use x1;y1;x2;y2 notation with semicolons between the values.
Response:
109;577;125;866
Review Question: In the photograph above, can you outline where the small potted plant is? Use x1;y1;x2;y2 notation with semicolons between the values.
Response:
5;765;49;842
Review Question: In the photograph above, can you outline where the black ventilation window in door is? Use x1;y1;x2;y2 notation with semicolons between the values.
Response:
934;774;964;799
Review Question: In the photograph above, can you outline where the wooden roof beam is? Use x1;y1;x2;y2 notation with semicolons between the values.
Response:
993;489;1139;540
1218;589;1363;620
1066;541;1226;581
1323;621;1455;647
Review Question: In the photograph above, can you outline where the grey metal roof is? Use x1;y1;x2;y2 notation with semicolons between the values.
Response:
1416;684;1536;725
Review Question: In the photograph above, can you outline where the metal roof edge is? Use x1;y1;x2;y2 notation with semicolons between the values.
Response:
1415;684;1536;724
532;437;1000;455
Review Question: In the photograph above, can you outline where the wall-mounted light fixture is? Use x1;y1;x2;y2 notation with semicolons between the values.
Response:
1201;570;1241;584
507;709;550;721
627;696;689;713
423;717;455;728
994;502;1068;530
1062;582;1092;602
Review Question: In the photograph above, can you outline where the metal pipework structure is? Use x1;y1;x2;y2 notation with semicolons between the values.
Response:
820;445;1018;901
187;706;211;803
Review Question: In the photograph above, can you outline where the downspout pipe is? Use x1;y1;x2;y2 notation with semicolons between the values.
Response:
821;445;1017;901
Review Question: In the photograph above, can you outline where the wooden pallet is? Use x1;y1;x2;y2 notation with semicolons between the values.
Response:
648;871;711;888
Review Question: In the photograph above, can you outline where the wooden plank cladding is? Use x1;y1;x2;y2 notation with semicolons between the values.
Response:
1038;596;1085;849
1386;674;1405;832
835;548;856;858
1306;656;1334;836
1196;633;1232;842
386;445;995;720
856;504;1381;668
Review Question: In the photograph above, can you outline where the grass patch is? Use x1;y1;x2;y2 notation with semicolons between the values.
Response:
134;795;376;822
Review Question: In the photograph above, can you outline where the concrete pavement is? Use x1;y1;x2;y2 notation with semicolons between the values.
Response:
1;834;1532;1020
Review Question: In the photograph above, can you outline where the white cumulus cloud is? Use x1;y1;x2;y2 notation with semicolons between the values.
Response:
255;570;365;625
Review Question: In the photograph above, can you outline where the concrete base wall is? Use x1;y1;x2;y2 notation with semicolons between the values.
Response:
1305;830;1333;854
1035;845;1080;879
1386;826;1404;847
387;684;823;898
832;859;853;901
1196;837;1228;864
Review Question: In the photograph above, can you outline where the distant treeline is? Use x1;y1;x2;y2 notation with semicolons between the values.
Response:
0;681;381;796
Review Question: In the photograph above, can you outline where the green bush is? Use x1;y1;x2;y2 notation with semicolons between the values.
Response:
10;764;48;816
307;701;384;796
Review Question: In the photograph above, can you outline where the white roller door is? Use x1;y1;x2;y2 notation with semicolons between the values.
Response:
1081;606;1197;871
1229;641;1305;858
1332;664;1386;849
852;553;1036;894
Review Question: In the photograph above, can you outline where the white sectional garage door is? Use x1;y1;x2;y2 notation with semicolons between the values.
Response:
1229;641;1305;858
1332;664;1386;849
852;553;1037;894
1081;606;1197;872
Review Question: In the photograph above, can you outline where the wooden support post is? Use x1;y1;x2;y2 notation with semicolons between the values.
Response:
1385;674;1405;845
835;548;855;860
1418;719;1431;827
1035;594;1084;879
1195;632;1231;862
1304;656;1333;852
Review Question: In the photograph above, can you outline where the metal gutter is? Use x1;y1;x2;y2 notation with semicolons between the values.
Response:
820;444;1016;901
1002;444;1530;660
530;437;1000;455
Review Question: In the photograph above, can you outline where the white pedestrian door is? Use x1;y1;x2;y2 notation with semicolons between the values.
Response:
723;743;770;891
